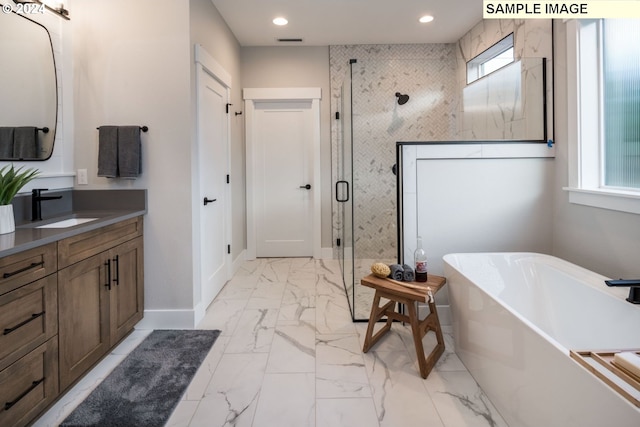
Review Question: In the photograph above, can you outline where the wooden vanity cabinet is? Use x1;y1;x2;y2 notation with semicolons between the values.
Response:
0;216;143;425
0;216;143;426
58;217;143;391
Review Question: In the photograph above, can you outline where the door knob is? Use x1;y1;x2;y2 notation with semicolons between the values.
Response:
299;184;311;190
204;197;217;205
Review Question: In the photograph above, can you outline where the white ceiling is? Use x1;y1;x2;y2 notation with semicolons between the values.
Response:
210;0;484;46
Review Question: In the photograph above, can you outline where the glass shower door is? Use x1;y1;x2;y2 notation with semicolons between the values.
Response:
337;68;354;318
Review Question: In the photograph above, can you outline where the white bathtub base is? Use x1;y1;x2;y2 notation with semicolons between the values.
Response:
444;253;640;427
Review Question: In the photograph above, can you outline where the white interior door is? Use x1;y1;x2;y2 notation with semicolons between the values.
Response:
198;66;229;307
244;88;321;260
254;101;314;257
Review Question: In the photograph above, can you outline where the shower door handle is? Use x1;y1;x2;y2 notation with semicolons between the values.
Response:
335;180;349;202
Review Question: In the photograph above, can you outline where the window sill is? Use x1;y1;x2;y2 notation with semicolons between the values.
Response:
563;187;640;215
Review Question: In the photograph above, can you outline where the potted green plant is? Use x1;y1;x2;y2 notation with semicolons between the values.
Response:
0;165;39;234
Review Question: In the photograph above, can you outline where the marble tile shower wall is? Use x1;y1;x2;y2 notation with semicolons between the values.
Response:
459;58;546;140
456;19;553;140
329;44;459;260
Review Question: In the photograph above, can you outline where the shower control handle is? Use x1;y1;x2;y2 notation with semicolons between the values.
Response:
299;184;311;190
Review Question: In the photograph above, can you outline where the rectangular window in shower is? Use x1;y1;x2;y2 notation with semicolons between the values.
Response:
466;33;514;84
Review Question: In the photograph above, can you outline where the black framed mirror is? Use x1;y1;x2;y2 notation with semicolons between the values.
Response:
0;8;57;160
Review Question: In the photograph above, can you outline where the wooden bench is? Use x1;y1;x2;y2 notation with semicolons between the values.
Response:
361;273;447;379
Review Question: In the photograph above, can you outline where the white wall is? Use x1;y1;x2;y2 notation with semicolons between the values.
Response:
240;46;332;250
71;0;244;327
403;150;555;274
72;0;193;316
551;21;640;279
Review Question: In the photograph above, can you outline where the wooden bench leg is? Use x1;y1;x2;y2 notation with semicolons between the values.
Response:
362;292;394;353
405;301;430;378
407;301;445;379
429;300;445;350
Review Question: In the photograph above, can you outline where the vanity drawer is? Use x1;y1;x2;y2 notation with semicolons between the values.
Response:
0;338;58;427
0;243;57;296
58;216;143;268
0;275;57;371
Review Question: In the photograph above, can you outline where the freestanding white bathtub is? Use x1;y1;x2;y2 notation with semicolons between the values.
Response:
444;252;640;427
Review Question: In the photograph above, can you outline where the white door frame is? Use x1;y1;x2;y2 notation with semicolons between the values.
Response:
194;44;232;321
244;87;322;260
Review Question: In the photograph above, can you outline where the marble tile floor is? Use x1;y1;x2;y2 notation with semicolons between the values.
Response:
34;258;509;427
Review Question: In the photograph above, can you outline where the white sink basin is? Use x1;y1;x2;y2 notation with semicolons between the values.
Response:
36;218;99;229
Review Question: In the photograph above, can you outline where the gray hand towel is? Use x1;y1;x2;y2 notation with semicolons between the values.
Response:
13;126;38;159
402;264;415;282
0;127;14;158
117;126;142;179
98;126;118;178
388;264;404;280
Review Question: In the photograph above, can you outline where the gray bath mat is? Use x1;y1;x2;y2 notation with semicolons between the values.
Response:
60;329;220;427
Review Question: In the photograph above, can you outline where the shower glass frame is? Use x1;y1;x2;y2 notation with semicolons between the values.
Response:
338;65;355;319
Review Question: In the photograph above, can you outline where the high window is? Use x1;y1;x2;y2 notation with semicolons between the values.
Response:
467;33;514;84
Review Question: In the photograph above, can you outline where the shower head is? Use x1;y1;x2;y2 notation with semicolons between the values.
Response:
395;92;409;105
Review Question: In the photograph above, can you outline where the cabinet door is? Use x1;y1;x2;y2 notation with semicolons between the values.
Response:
109;237;144;346
58;253;110;391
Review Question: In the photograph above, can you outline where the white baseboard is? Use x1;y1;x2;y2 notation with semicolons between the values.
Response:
232;249;247;275
136;309;199;330
320;247;334;259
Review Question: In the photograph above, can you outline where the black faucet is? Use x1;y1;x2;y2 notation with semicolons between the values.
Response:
605;279;640;304
31;189;62;221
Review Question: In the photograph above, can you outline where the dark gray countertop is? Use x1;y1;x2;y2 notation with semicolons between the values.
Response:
1;209;146;257
1;189;147;258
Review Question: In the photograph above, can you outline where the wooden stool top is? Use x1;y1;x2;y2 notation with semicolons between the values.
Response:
360;274;446;303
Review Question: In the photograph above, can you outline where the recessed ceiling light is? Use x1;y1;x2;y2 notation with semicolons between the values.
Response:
273;17;288;26
419;15;434;23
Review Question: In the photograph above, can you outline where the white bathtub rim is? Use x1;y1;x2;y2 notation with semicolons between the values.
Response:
443;251;630;303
